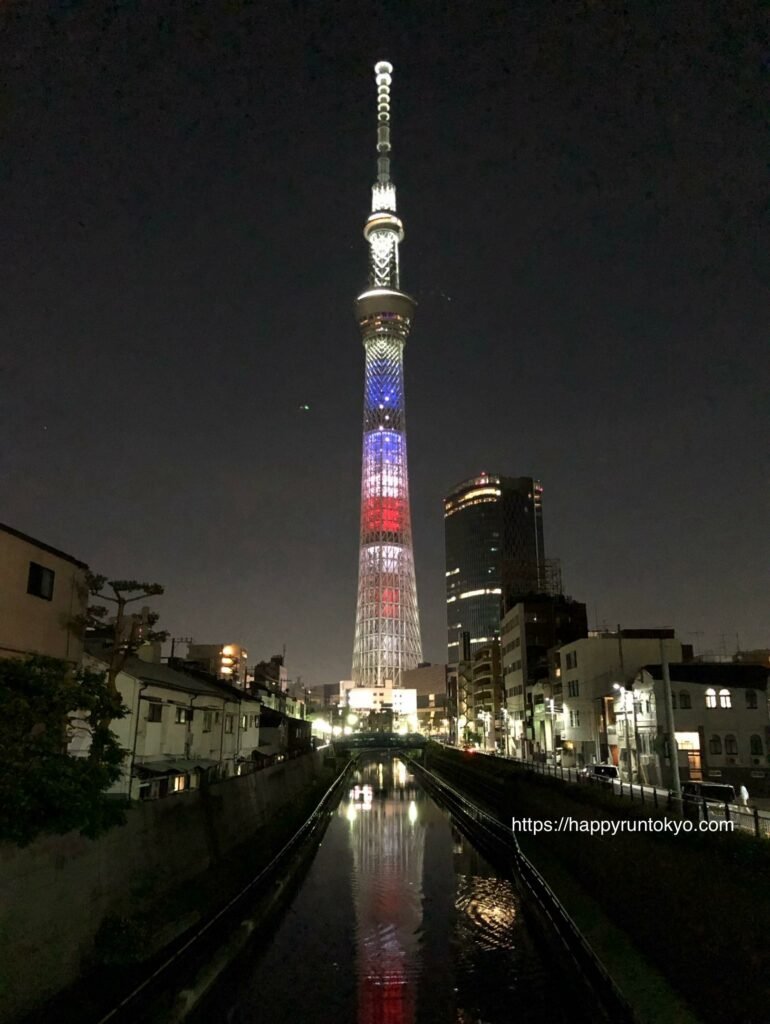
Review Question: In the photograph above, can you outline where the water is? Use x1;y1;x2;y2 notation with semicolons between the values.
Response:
201;756;591;1023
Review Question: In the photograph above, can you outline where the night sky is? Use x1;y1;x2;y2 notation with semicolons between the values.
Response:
2;2;767;686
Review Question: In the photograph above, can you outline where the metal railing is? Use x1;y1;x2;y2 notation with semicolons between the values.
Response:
408;757;634;1023
456;748;770;838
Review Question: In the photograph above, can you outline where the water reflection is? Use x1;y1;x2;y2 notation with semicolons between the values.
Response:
197;755;592;1024
341;758;426;1024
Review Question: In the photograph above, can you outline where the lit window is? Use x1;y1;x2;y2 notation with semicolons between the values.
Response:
718;688;732;709
705;688;717;708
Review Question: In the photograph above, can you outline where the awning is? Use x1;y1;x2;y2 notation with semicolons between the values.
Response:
134;759;219;777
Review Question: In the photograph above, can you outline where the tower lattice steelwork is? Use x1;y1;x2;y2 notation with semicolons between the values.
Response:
351;61;422;688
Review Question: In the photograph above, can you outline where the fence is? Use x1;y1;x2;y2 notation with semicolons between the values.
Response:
469;750;770;839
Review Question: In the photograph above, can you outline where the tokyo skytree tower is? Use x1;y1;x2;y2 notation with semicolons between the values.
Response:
351;61;422;688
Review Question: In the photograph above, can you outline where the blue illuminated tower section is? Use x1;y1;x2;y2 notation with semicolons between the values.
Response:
352;61;422;688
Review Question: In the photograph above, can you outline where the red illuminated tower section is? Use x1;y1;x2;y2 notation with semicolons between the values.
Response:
351;62;422;688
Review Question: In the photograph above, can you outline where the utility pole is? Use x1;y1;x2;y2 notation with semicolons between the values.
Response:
617;625;636;782
661;637;681;803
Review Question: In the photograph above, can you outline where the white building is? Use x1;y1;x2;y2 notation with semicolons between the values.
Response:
339;679;417;719
615;661;770;791
75;650;262;799
557;630;683;768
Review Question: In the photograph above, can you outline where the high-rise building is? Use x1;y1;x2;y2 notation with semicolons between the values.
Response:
351;62;422;688
444;474;545;662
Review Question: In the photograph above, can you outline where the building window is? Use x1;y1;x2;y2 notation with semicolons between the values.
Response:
724;735;738;756
147;703;163;723
750;735;763;756
705;688;717;709
175;707;192;724
240;715;247;730
679;691;691;710
27;562;55;601
746;690;758;709
567;681;580;698
569;709;580;728
225;714;234;734
203;711;213;733
709;735;722;755
671;694;677;709
718;689;732;709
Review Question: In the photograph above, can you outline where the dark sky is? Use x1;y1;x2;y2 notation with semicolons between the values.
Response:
1;2;767;686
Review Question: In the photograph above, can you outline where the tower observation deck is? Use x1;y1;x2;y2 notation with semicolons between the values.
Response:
351;61;422;688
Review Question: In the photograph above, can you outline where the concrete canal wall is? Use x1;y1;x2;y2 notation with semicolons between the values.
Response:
0;752;330;1022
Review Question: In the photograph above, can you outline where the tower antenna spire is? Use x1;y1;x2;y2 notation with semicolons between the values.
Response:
374;60;393;184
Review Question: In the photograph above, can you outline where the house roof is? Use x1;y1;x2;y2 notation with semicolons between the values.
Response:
0;522;89;569
642;662;769;690
87;648;261;703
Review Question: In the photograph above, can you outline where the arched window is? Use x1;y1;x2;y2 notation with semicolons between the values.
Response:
750;735;763;756
719;689;732;709
705;688;717;708
709;735;722;755
725;734;738;755
746;690;758;709
671;693;677;709
679;691;691;710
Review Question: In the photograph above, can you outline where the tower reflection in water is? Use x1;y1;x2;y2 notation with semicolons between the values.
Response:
340;757;425;1024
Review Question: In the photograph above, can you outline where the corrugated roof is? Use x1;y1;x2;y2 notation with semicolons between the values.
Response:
88;650;261;703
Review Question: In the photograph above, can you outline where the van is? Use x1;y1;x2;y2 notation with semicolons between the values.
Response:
681;781;736;804
580;764;619;784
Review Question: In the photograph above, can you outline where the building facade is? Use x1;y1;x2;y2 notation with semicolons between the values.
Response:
444;474;545;663
351;62;422;690
0;522;89;664
615;662;770;792
184;642;249;687
501;595;588;758
557;630;684;769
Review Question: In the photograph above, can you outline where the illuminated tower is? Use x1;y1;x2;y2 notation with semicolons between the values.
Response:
351;61;422;688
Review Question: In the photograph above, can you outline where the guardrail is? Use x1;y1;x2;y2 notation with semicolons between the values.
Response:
459;749;770;839
408;757;634;1024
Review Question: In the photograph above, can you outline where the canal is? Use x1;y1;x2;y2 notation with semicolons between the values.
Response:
194;755;595;1024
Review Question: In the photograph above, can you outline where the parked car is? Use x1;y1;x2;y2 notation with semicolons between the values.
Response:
579;764;619;784
681;781;736;805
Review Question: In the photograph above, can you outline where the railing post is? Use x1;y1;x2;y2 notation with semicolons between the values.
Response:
702;798;708;823
619;780;624;799
653;787;658;810
724;801;731;823
640;783;645;805
754;807;761;838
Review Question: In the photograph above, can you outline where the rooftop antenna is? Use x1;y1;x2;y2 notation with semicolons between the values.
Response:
374;60;393;184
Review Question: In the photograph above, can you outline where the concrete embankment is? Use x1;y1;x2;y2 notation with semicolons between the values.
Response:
0;752;337;1023
425;744;770;1024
